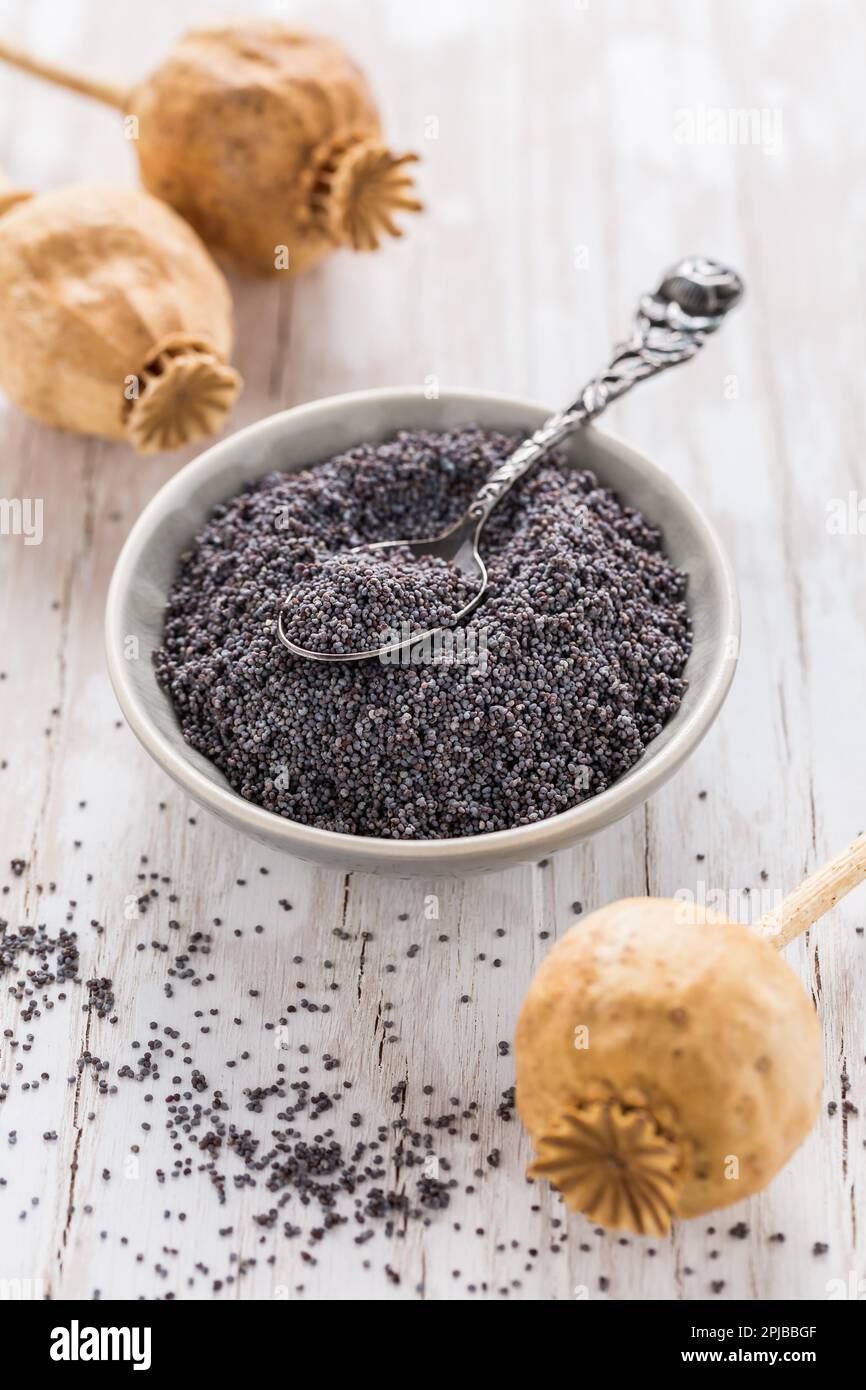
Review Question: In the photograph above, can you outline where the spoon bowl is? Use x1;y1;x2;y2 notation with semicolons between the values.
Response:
276;517;488;663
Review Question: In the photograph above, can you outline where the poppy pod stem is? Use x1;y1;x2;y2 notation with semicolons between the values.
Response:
0;37;128;109
755;831;866;949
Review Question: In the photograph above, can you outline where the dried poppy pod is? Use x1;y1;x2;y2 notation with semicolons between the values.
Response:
0;171;30;216
0;183;241;454
0;23;422;276
516;834;866;1235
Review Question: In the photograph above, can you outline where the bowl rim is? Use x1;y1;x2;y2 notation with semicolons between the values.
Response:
105;385;740;865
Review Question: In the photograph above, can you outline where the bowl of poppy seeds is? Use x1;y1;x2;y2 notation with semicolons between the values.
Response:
106;388;739;874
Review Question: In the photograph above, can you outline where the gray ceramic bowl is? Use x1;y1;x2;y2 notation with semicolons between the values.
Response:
106;387;739;875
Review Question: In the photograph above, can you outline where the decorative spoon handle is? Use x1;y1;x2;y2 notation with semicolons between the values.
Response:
466;255;744;526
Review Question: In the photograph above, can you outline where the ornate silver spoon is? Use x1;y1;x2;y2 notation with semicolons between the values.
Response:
277;255;744;663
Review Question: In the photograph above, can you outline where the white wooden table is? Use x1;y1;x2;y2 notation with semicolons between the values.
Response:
1;0;864;1302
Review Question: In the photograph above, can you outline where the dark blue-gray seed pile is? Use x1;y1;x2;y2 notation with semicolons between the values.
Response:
280;547;477;654
155;428;692;838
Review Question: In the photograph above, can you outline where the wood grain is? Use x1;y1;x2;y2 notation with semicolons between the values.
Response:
0;0;864;1301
